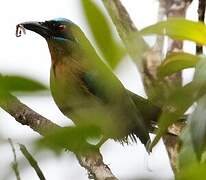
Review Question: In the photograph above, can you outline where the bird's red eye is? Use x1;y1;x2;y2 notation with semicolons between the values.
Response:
57;24;66;31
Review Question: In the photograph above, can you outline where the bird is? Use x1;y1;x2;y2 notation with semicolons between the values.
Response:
16;18;160;149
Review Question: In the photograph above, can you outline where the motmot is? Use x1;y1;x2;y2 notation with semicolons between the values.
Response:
16;18;160;149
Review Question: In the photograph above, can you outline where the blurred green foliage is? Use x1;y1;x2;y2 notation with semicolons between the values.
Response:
139;18;206;178
140;18;206;154
141;18;206;45
158;52;201;78
190;94;206;160
36;125;101;154
178;126;198;170
176;163;206;180
0;74;47;179
81;0;125;68
0;74;47;93
150;55;206;151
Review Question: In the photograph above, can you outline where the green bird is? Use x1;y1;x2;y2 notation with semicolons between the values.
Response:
17;18;160;149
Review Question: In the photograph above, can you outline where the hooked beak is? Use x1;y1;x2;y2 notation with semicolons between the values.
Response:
17;21;52;38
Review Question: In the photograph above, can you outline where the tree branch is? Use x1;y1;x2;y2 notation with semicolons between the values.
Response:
0;93;117;180
102;0;149;74
77;152;117;180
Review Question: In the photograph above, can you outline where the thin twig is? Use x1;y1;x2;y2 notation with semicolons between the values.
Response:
196;0;206;54
19;144;46;180
8;138;21;180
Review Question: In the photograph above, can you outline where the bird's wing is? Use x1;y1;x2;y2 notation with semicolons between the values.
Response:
80;66;151;146
71;42;151;145
80;70;118;104
81;72;103;99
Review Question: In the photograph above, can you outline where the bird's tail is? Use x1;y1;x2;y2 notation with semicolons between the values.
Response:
127;90;161;128
140;136;151;153
131;126;151;153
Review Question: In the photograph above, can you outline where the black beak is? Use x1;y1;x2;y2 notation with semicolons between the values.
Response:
17;21;51;38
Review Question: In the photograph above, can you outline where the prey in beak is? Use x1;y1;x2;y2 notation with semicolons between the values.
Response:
16;24;26;37
16;21;52;38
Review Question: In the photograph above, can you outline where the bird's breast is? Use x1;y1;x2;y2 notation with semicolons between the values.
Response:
49;56;97;120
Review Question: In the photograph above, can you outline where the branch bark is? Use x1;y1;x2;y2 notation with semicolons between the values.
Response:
0;93;117;180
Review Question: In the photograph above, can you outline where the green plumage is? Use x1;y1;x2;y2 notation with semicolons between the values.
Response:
18;19;161;149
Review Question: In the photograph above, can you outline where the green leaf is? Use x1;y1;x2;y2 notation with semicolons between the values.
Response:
178;126;198;170
36;125;101;153
149;57;206;151
0;75;47;92
190;94;206;160
140;18;206;45
158;52;200;78
176;164;206;180
81;0;125;68
149;83;197;150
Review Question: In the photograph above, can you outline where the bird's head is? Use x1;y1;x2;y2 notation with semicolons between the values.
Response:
17;18;81;43
17;18;97;63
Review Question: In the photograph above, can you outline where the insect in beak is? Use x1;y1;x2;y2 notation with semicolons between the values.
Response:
16;24;26;37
